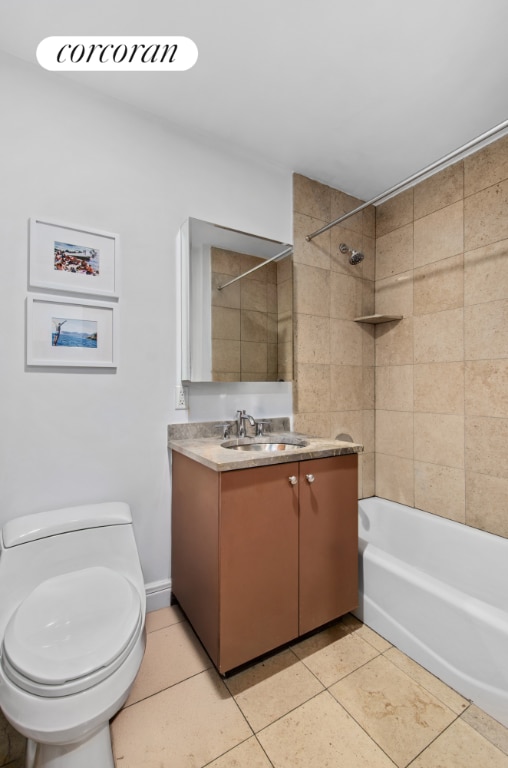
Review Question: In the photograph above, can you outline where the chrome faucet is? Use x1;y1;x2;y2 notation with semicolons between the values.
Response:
236;409;256;437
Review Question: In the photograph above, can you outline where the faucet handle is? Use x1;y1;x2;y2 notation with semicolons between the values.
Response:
214;423;231;439
255;420;270;436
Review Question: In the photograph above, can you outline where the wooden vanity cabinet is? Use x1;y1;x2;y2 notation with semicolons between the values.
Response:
171;451;358;673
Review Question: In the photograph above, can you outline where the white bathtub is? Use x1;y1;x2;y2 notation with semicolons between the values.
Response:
355;497;508;727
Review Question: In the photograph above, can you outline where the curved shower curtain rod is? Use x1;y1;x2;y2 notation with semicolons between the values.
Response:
305;118;508;242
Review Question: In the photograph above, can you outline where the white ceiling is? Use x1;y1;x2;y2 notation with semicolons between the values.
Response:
1;0;508;201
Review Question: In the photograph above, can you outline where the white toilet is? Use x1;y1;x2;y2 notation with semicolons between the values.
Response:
0;501;146;768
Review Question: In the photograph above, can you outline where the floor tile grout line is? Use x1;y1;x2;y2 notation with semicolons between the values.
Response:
121;664;214;710
404;709;475;767
324;686;399;767
378;646;470;716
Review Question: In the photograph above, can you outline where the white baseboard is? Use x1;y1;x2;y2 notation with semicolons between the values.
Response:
145;578;172;613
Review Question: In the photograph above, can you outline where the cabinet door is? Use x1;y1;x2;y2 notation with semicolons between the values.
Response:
219;462;299;672
299;454;358;635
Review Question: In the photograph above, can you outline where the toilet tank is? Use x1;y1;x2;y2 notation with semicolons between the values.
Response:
0;502;145;639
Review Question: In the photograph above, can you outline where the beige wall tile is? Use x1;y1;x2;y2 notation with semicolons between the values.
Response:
293;211;331;271
464;239;508;305
414;308;464;363
413;253;464;315
376;188;414;237
362;278;375;316
414;201;463;268
241;310;268;342
293;263;330;317
278;343;293;381
212;339;240;375
363;367;375;410
465;360;508;418
376;317;414;366
241;278;268;312
212;306;240;340
375;453;415;505
293;173;331;220
212;272;241;309
330;410;364;444
211;247;241;276
241;341;267;375
362;323;375;367
330;189;364;234
330;319;363;366
376;365;414;411
363;205;376;239
376;410;413;458
375;271;413;317
359;452;375;498
414;461;465;523
414;362;464;415
413;161;464;220
465;416;508;478
465;179;508;251
295;314;330;365
414;412;464;468
362;235;376;281
293;411;331;438
267;343;277;375
330;365;363;411
277;274;293;315
362;408;375;453
466;472;508;538
376;223;413;279
294;363;331;413
330;272;363;319
464;133;508;196
465;299;508;360
267;312;277;343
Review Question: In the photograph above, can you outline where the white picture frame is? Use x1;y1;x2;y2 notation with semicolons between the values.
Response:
27;294;118;368
29;216;120;298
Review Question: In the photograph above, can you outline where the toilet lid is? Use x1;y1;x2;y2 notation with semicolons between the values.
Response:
3;566;142;690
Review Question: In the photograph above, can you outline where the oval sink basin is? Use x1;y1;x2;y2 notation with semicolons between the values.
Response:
221;437;308;452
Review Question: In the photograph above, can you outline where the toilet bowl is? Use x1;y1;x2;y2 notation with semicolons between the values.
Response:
0;502;146;768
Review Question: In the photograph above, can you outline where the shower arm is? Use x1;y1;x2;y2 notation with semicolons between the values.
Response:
305;118;508;242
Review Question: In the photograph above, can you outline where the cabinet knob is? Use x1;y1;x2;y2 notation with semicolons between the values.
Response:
288;475;298;485
306;474;315;483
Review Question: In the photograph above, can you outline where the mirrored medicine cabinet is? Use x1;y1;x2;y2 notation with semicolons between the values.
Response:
179;217;293;383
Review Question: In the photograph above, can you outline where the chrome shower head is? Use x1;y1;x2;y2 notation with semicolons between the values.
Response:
339;242;364;266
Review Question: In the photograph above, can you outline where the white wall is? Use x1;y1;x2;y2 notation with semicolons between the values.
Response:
0;51;292;599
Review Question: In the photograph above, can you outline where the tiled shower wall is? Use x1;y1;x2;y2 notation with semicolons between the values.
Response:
211;248;293;382
293;133;508;537
375;134;508;538
292;174;376;499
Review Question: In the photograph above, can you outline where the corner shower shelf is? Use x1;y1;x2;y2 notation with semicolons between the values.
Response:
353;314;403;324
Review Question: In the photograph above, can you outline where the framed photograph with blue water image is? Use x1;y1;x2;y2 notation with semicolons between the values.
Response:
27;294;118;367
29;217;119;298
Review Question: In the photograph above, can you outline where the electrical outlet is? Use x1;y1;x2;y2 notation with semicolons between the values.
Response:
175;384;188;410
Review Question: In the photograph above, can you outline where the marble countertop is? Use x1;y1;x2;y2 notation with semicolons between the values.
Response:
168;430;363;472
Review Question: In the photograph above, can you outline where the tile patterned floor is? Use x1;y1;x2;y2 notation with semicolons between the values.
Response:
2;606;508;767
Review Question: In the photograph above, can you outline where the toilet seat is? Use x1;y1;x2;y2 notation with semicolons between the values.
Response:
1;566;142;697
